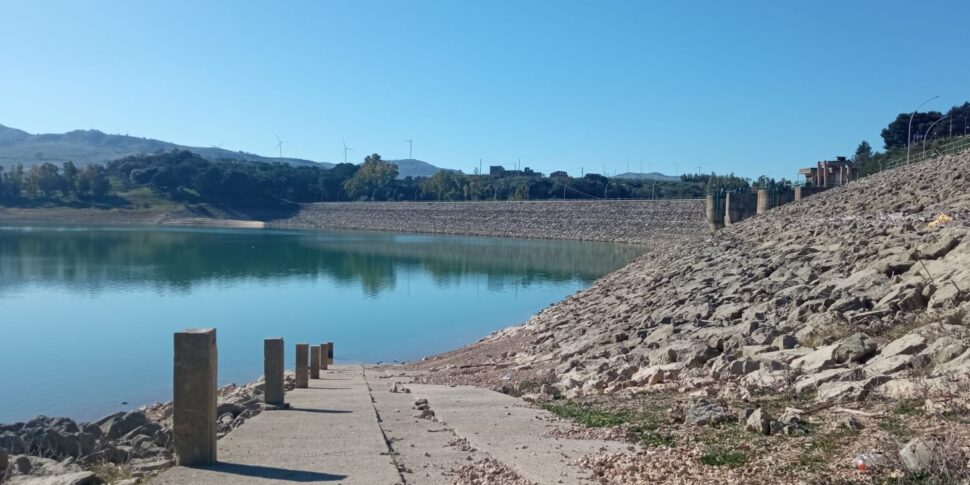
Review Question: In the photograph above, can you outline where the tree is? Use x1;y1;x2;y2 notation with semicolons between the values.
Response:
880;111;944;149
422;170;464;201
77;165;110;198
853;140;873;164
62;161;79;195
343;154;398;201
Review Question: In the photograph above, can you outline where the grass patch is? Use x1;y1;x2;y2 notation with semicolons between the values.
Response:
542;401;630;428
542;399;676;447
699;447;749;468
697;423;750;468
795;428;859;471
894;399;925;416
89;462;132;483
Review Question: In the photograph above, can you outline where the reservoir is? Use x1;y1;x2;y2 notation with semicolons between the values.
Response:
0;226;642;422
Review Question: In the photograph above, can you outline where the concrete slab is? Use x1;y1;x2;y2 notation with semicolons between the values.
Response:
154;365;400;485
406;383;627;485
363;368;490;485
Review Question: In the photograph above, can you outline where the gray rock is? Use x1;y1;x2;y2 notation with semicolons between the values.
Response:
919;233;960;259
745;408;772;435
11;454;32;475
921;336;968;365
99;411;149;441
686;398;733;426
881;333;927;357
0;431;27;454
216;401;246;418
772;334;797;349
899;438;934;473
0;447;8;473
43;431;97;458
840;415;863;430
791;345;837;372
833;333;877;364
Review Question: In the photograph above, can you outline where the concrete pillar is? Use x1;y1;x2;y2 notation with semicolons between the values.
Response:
704;193;724;232
325;341;334;366
173;328;217;466
319;343;329;370
295;343;309;388
756;189;770;215
310;345;321;379
263;338;285;407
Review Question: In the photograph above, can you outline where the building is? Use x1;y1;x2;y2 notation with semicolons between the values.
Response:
799;156;855;188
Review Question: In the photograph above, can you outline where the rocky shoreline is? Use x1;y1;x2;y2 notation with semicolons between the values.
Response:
0;375;295;484
408;152;970;483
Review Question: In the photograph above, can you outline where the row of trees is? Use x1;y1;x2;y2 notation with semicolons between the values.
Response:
0;150;753;206
879;102;970;150
0;162;110;201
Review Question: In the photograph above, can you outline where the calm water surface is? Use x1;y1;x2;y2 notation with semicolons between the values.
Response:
0;226;643;422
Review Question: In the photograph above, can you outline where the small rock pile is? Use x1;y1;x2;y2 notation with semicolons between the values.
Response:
0;375;294;484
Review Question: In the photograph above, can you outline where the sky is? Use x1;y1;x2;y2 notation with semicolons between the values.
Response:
2;0;969;179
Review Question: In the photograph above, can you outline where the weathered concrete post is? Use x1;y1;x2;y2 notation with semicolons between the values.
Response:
319;342;329;370
295;343;309;388
263;338;285;407
705;193;725;232
756;188;771;215
325;341;334;366
173;328;217;466
310;345;321;379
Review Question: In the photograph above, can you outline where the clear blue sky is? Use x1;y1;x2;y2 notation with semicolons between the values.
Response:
2;0;969;179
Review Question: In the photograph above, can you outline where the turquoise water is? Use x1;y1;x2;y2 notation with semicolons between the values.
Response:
0;226;643;422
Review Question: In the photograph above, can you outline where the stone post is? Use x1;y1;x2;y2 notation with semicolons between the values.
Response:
319;342;329;370
263;338;285;407
295;343;309;388
173;328;217;466
325;341;334;366
310;345;321;379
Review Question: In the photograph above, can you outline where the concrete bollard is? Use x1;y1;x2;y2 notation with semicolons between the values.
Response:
173;328;218;466
325;341;334;366
319;343;329;370
263;338;285;407
295;343;309;388
310;345;321;379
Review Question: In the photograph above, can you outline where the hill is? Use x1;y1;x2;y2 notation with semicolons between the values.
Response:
612;171;680;182
0;124;332;168
387;158;453;179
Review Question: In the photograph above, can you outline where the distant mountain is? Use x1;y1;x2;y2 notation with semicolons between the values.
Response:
612;171;680;182
387;158;453;179
0;124;333;168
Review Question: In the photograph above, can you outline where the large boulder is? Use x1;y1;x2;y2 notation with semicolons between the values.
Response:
686;398;733;426
745;408;772;435
0;431;27;454
833;333;877;364
881;333;927;357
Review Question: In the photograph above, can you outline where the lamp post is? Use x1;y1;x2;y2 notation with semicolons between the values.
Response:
922;115;949;159
908;95;939;165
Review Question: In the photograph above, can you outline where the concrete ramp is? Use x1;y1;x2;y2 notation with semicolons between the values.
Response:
155;365;400;485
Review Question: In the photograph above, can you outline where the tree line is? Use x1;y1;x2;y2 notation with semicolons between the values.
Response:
853;101;970;176
0;150;752;207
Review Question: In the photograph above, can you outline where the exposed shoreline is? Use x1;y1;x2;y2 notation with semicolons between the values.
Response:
0;198;707;244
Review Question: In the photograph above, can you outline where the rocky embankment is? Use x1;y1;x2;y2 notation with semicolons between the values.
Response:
413;152;970;482
272;199;705;243
0;375;294;484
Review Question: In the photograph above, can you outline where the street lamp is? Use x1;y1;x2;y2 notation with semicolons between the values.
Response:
922;115;949;159
908;95;939;165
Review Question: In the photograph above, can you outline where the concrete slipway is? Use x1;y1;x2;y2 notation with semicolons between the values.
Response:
155;365;627;484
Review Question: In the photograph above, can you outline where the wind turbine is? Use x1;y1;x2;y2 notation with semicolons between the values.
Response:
275;135;285;158
403;139;413;159
343;139;354;164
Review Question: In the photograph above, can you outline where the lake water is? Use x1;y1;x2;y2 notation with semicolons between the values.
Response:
0;226;643;422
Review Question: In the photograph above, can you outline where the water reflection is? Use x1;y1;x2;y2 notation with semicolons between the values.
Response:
0;226;644;297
